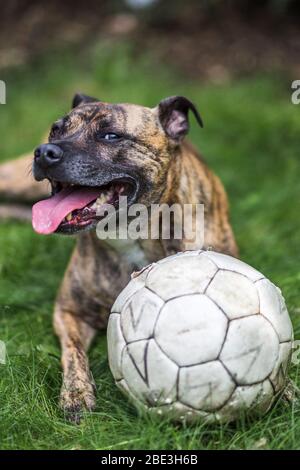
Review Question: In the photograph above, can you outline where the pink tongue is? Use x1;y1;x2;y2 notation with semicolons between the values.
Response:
32;187;100;234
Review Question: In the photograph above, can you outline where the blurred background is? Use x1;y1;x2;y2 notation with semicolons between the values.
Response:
0;0;299;151
0;1;300;450
1;0;300;76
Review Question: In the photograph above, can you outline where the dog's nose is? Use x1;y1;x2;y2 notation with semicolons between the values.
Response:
34;144;63;167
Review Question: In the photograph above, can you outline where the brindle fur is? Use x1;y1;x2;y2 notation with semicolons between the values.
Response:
0;94;238;421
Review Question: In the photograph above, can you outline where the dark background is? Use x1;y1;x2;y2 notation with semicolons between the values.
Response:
0;0;299;80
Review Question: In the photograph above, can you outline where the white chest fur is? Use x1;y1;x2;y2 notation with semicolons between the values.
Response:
104;238;150;270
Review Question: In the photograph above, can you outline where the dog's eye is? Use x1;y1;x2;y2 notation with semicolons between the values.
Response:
102;133;121;141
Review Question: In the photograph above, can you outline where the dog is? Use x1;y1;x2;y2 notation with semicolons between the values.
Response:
0;93;238;421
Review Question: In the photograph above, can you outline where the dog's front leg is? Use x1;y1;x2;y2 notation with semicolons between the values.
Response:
53;305;98;422
53;236;134;422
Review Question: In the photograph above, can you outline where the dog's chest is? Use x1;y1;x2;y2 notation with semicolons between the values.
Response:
104;238;150;270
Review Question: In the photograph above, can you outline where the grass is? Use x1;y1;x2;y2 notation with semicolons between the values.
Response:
0;40;300;450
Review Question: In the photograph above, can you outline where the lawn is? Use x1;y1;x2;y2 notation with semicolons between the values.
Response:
0;41;299;450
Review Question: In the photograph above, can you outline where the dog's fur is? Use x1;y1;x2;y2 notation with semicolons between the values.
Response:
0;94;238;421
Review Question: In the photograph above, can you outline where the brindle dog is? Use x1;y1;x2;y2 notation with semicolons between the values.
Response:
0;93;238;421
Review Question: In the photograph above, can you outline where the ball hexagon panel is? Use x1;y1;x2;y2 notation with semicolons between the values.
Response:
206;269;259;319
145;254;218;300
121;338;178;405
111;272;147;313
215;379;274;422
107;313;126;381
242;379;274;415
121;287;164;343
220;315;279;385
178;360;235;412
256;279;293;343
204;251;264;282
155;294;228;367
116;377;148;407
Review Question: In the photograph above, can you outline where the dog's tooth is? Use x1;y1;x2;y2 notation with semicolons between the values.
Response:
106;188;114;199
66;212;72;221
95;192;109;206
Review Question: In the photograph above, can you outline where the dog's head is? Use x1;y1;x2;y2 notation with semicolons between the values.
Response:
32;93;203;235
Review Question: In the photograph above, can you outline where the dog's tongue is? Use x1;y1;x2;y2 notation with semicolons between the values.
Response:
32;187;100;234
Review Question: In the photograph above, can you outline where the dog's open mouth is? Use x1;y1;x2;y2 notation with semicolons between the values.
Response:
32;179;135;235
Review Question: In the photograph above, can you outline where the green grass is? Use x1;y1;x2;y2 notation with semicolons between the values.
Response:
0;41;300;450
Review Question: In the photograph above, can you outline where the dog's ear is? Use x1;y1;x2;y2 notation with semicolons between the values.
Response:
157;96;203;140
72;93;99;108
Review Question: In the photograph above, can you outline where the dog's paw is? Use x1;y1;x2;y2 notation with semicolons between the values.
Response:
60;381;96;424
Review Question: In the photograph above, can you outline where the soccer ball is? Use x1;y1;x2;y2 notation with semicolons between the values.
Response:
107;250;293;423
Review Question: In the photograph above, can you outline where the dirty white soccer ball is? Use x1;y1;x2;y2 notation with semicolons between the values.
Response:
107;250;293;423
